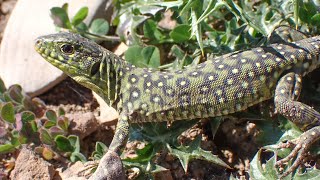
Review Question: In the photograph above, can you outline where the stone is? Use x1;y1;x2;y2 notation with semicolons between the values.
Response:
93;92;119;125
57;161;87;180
0;0;107;96
10;146;55;180
66;112;99;140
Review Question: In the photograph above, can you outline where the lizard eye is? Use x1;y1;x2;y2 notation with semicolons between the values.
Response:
60;44;74;54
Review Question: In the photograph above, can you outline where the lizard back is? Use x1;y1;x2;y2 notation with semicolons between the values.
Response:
120;36;320;123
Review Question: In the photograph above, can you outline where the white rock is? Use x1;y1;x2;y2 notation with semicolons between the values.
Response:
0;0;107;96
93;92;119;124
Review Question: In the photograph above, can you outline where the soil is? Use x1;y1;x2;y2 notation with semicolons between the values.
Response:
0;1;292;180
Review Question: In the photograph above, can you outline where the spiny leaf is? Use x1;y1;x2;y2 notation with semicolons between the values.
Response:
167;136;229;172
191;10;203;55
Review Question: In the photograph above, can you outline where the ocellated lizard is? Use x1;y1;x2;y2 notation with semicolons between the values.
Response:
35;31;320;178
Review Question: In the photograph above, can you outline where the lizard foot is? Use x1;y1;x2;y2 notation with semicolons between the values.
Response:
275;129;317;178
88;150;126;180
77;160;100;178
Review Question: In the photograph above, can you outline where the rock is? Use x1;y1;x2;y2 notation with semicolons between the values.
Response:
1;0;16;14
0;0;108;96
10;146;55;180
153;170;173;180
66;112;99;140
93;92;119;125
57;161;87;180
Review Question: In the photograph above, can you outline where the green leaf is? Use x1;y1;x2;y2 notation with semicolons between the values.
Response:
124;45;144;67
50;7;71;29
169;24;191;43
141;46;160;68
71;7;88;26
30;121;38;132
40;129;53;145
76;22;88;32
92;142;108;160
96;142;108;154
0;77;6;93
167;136;229;172
143;19;164;41
58;107;65;116
8;85;23;104
89;18;109;36
43;120;56;129
46;110;57;122
62;3;68;12
68;135;80;152
250;149;288;180
311;13;320;27
0;144;16;154
57;117;69;132
49;126;65;138
55;135;74;152
294;168;320;179
70;152;87;162
123;144;155;163
191;10;203;55
1;102;15;123
42;147;54;160
21;111;35;123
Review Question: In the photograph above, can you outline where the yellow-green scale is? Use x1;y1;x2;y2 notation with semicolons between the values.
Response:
119;37;320;123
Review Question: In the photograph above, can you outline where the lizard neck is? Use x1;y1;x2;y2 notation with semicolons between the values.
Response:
93;50;131;108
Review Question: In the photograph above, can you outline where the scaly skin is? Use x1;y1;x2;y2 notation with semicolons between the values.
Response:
35;32;320;178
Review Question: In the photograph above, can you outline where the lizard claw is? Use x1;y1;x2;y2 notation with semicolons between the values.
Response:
275;130;316;178
77;160;100;178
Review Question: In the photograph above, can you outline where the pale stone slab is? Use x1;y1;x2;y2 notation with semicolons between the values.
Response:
0;0;107;96
93;92;119;124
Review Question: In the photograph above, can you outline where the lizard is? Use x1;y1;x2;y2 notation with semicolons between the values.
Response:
34;30;320;178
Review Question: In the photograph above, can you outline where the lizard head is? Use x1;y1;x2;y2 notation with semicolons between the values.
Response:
35;32;106;96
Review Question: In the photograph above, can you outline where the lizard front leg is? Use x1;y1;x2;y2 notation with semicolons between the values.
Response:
274;72;320;177
89;113;130;180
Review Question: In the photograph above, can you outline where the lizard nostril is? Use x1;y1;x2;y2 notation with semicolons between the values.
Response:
35;39;41;45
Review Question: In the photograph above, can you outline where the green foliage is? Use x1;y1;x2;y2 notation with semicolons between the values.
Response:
0;77;85;163
50;3;111;41
167;136;229;172
50;0;320;178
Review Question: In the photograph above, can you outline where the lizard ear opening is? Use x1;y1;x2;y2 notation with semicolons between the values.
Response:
90;61;101;76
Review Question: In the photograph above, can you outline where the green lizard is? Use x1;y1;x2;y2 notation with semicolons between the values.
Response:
35;30;320;178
